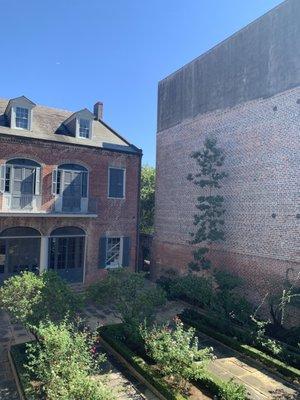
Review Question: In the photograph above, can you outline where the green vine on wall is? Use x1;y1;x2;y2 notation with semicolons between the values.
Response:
187;138;227;271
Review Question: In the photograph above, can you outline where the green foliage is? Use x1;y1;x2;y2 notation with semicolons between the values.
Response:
187;137;227;271
140;317;213;389
0;271;44;327
180;309;300;380
100;323;247;400
24;321;112;400
0;271;82;331
88;269;166;331
166;274;214;308
99;324;186;400
213;290;253;324
214;270;243;291
140;165;156;234
218;379;247;400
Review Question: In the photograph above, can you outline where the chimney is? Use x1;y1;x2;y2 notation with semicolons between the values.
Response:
93;101;103;120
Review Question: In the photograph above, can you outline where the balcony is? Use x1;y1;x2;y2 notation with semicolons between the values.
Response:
0;194;98;217
1;194;42;212
52;196;98;215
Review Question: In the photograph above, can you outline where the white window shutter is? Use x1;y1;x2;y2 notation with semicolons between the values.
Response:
0;164;6;193
52;168;57;195
35;167;41;195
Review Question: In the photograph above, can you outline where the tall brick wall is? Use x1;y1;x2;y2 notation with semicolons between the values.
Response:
0;135;141;283
153;87;300;294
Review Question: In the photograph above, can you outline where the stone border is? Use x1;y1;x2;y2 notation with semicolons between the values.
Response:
7;348;24;400
99;336;166;400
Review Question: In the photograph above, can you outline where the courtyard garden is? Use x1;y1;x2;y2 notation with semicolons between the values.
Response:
0;269;299;400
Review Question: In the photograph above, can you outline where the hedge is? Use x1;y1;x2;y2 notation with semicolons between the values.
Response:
180;308;300;369
99;324;247;400
180;311;300;382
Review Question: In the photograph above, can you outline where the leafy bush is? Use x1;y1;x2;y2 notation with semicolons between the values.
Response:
88;269;166;332
214;270;243;291
25;321;112;400
163;274;214;308
213;290;253;324
0;271;82;331
140;317;213;390
218;378;247;400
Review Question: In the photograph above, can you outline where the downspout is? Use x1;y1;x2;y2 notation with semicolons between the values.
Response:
135;152;142;272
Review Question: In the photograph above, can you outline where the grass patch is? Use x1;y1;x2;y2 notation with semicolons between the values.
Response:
10;342;35;400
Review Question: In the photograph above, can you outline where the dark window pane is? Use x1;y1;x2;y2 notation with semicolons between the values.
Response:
109;168;124;198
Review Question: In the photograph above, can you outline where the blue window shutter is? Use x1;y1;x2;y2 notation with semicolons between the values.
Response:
122;237;131;267
109;168;124;198
82;171;88;197
99;237;107;268
52;169;57;195
0;165;5;193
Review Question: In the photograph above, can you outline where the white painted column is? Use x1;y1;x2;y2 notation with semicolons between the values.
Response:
39;236;49;274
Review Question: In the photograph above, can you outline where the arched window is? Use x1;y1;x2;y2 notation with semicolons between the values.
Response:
0;227;41;237
0;159;41;210
52;164;88;213
49;226;85;282
0;227;40;277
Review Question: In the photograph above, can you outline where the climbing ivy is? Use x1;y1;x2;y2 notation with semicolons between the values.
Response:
187;137;227;271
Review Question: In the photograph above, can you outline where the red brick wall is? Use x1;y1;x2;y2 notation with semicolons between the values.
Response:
153;87;300;295
0;135;141;283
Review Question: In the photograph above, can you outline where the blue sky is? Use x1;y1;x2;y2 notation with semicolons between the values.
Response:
0;0;282;165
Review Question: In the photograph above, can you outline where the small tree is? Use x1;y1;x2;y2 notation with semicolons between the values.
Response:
0;271;82;331
187;137;227;270
140;165;156;234
25;321;112;400
88;269;166;332
140;317;213;390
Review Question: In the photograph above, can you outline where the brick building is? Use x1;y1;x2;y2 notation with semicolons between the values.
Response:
153;0;300;294
0;96;141;285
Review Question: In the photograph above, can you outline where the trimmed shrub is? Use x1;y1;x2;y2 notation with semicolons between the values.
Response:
180;309;300;380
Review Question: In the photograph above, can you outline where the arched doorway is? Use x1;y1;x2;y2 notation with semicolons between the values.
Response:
0;227;41;283
48;227;85;283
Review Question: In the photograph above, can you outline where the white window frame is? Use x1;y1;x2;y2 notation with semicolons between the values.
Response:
107;167;126;199
11;106;32;130
105;236;123;269
76;118;92;139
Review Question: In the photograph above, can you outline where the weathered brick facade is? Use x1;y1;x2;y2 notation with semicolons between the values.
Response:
0;99;141;285
153;0;300;297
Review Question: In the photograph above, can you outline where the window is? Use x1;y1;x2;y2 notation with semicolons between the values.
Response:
108;167;125;198
15;107;29;129
99;236;131;269
79;119;90;138
106;237;122;268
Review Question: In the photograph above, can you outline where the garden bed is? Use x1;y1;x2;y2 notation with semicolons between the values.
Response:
180;309;300;382
99;324;248;400
10;342;33;400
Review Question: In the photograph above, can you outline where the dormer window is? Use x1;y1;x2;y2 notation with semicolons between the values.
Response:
79;118;90;138
15;107;29;129
63;108;94;139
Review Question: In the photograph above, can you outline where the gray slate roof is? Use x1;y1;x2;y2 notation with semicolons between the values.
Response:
0;98;141;154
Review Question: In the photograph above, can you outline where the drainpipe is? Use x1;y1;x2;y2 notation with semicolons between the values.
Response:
135;152;142;272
